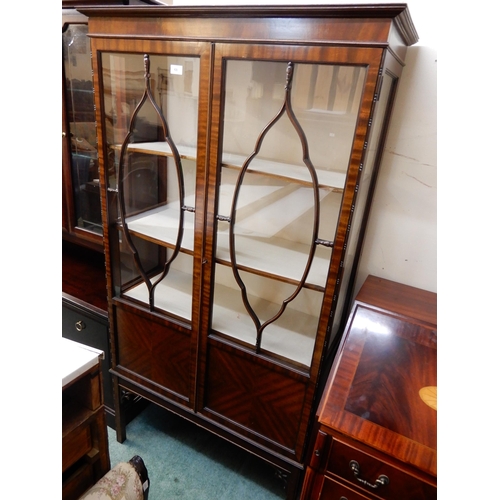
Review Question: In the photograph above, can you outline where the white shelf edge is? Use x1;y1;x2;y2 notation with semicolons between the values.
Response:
110;142;346;190
123;269;193;321
221;151;346;191
212;282;316;367
122;205;330;289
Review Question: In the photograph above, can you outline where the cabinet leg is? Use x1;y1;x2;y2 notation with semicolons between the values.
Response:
285;467;303;500
274;466;302;500
112;376;127;443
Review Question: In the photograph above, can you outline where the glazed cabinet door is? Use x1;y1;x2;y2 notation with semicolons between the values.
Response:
92;38;211;407
201;44;384;459
62;17;103;247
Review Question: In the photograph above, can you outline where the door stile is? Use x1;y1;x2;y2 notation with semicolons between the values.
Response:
192;41;216;412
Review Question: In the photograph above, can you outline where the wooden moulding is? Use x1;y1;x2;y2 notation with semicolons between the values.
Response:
81;4;418;49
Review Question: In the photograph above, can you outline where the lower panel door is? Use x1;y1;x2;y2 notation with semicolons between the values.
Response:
114;302;194;407
202;337;309;461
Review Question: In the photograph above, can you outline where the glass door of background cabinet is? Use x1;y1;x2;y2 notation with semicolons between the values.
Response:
98;44;208;326
209;45;379;370
63;21;103;242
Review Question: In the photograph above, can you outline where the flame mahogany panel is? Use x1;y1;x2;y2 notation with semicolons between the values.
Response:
114;302;193;404
203;338;308;458
343;312;436;449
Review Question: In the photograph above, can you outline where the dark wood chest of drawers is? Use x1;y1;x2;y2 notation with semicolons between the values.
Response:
62;339;110;500
301;275;437;500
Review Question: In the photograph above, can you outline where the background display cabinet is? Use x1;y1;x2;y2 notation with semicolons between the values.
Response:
62;7;103;249
62;1;162;249
82;5;418;498
62;0;162;429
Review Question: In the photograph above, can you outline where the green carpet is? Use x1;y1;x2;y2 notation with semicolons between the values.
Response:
107;404;287;499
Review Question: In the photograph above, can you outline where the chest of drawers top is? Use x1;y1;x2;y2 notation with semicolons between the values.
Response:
318;275;437;478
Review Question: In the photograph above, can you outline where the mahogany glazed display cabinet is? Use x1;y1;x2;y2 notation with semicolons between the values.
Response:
81;5;418;498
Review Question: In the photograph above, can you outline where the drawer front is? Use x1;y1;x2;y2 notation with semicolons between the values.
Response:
327;439;436;500
62;461;94;500
62;304;108;353
62;424;92;472
321;476;372;500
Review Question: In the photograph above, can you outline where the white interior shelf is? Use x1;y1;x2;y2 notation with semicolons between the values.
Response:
121;183;331;287
216;230;331;289
113;142;346;190
221;152;346;191
123;268;193;321
125;197;195;252
212;281;317;367
123;204;330;289
121;142;197;161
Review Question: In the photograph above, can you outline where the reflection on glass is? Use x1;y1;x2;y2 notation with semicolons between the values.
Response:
212;59;366;368
63;24;102;234
101;52;200;322
331;73;395;342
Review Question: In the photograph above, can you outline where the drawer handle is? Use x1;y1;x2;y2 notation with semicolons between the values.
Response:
349;460;389;489
75;320;86;332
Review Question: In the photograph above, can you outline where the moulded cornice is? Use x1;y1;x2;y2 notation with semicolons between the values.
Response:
79;3;419;46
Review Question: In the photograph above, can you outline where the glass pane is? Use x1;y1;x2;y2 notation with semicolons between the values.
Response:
331;72;396;343
63;24;102;234
212;59;365;368
101;52;200;322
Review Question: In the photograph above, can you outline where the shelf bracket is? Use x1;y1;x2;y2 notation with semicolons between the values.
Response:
315;238;334;248
216;214;231;223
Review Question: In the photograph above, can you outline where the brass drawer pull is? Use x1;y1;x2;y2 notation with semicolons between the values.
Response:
75;320;86;332
349;460;389;489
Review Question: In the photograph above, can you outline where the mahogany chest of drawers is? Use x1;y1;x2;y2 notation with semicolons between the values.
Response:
300;275;437;499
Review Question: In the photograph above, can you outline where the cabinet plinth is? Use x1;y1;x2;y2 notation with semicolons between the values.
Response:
81;5;418;498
